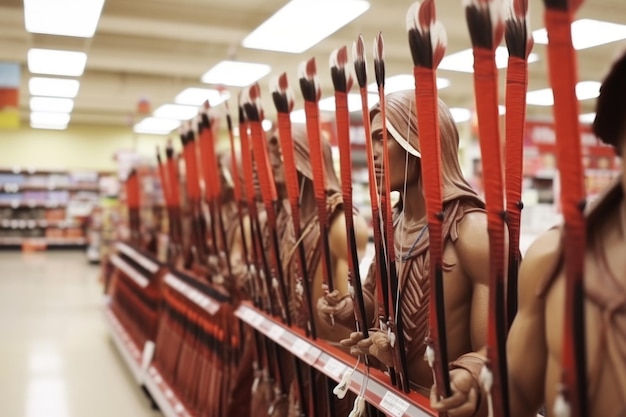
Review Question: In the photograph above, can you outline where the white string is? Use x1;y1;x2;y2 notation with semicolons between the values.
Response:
395;98;413;322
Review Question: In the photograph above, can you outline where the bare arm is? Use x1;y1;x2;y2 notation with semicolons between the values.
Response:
507;229;561;417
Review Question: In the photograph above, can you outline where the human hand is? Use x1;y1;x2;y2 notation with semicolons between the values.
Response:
317;290;354;326
430;368;481;417
340;330;394;368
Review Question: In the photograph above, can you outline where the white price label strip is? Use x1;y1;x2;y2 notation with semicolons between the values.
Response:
323;357;347;379
268;324;285;340
291;338;311;357
379;391;410;417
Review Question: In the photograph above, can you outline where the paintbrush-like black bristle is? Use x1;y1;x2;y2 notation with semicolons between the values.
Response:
464;0;505;49
270;73;291;113
542;0;570;11
374;33;385;88
156;147;162;164
330;46;350;93
238;103;245;126
242;86;262;122
298;59;319;102
165;140;174;158
505;0;533;59
505;20;528;59
353;35;367;88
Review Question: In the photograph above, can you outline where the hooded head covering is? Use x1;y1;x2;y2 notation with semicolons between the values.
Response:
270;123;341;195
369;89;480;204
593;49;626;154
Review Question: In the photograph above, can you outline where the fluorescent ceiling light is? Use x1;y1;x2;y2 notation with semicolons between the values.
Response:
533;19;626;50
367;74;450;93
201;61;271;87
29;77;80;98
440;47;538;73
242;0;370;53
153;104;198;121
450;108;471;123
30;122;68;130
319;93;379;112
262;120;273;132
579;113;596;124
30;111;71;126
291;109;306;124
28;49;87;76
24;0;105;38
133;117;181;135
174;87;230;106
30;97;74;113
526;81;601;106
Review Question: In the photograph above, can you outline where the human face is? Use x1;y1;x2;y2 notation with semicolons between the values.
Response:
370;113;420;192
267;135;285;186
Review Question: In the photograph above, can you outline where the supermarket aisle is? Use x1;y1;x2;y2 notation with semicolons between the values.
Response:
0;251;160;417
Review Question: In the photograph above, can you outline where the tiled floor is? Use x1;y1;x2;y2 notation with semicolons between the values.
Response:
0;251;160;417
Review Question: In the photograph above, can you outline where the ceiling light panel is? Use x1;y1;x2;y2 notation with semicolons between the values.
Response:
439;47;538;73
133;117;181;135
30;123;68;130
579;113;596;124
29;77;80;98
28;49;87;77
30;97;74;113
174;88;230;106
318;93;379;112
201;61;271;87
367;74;450;94
153;104;198;121
24;0;106;38
533;19;626;50
449;108;471;123
30;112;71;126
243;0;370;54
526;81;601;106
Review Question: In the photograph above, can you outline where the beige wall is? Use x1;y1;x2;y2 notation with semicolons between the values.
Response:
0;124;175;172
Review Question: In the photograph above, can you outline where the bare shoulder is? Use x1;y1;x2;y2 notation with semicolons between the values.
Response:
328;209;369;260
517;227;562;306
453;211;490;284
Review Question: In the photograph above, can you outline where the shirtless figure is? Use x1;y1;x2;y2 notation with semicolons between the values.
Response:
337;90;498;417
507;50;626;417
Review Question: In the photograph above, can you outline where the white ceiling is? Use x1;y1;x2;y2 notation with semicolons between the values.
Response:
1;0;625;130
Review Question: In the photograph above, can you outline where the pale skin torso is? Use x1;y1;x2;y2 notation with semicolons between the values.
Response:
508;197;626;417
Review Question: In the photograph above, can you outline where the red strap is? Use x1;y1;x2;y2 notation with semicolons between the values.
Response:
335;91;354;251
276;112;302;231
545;9;587;417
303;100;333;292
199;126;217;201
227;126;242;204
239;122;258;218
166;156;181;208
473;46;508;416
157;158;172;207
249;120;278;228
183;142;201;201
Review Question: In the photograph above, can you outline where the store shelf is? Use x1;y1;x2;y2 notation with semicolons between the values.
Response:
104;303;196;417
0;219;75;229
116;242;160;274
110;254;150;288
0;201;67;208
103;304;144;383
163;272;221;316
234;302;434;417
0;184;99;192
144;366;196;417
0;237;86;245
